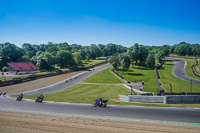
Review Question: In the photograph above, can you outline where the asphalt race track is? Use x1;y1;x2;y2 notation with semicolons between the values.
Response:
0;96;200;124
166;57;200;84
0;63;200;125
24;64;112;94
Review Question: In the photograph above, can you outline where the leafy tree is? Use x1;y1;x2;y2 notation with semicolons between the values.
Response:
110;54;120;71
145;53;155;67
56;50;73;68
174;42;191;56
128;43;140;65
21;55;31;62
89;44;101;59
36;52;55;70
73;52;82;66
119;53;131;72
155;51;165;63
46;42;58;55
22;43;37;58
2;66;8;72
139;45;148;63
58;42;71;51
105;43;117;56
79;49;86;60
39;44;48;52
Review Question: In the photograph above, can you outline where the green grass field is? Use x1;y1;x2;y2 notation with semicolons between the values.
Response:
84;67;123;84
159;59;200;93
184;58;200;80
117;65;158;93
0;75;29;81
14;84;130;104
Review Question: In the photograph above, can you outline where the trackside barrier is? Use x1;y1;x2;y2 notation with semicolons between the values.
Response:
118;95;200;104
119;95;164;103
165;95;200;104
124;84;154;95
112;69;130;83
191;58;200;78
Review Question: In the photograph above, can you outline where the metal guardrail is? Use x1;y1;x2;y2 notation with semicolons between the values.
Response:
124;84;154;95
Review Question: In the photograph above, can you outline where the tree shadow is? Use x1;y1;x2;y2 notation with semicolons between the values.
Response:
127;73;143;76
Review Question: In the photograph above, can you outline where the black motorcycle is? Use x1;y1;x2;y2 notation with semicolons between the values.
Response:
35;94;44;103
16;93;23;101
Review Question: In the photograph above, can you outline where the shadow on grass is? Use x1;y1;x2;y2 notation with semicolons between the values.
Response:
127;73;143;76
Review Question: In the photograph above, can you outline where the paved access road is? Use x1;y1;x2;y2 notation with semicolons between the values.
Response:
166;57;200;84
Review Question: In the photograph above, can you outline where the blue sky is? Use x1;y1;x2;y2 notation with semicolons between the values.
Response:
0;0;200;47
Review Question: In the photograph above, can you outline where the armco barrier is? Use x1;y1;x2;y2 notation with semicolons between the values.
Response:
124;84;154;95
119;95;200;104
112;69;130;83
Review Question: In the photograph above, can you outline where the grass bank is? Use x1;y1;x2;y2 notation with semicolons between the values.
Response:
84;67;123;84
159;59;200;92
184;58;200;80
117;65;158;93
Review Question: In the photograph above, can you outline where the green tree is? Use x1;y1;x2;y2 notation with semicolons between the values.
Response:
119;53;131;72
139;45;148;63
145;53;155;67
110;54;120;71
56;50;73;68
22;43;37;58
2;66;8;72
155;51;165;63
73;52;82;66
36;52;55;70
21;55;31;62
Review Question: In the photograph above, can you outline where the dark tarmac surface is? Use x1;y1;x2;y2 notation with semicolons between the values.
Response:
0;96;200;124
166;57;200;84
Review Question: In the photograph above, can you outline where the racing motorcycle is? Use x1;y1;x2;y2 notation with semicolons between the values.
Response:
16;93;23;101
92;99;108;108
35;94;44;103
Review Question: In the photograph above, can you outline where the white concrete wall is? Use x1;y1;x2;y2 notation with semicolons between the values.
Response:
119;95;164;103
119;95;200;104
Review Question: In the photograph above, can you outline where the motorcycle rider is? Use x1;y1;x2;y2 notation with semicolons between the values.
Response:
98;97;103;106
40;94;44;100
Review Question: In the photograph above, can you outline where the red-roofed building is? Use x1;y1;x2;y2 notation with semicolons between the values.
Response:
8;62;39;72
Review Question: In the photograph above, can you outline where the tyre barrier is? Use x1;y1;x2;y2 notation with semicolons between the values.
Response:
191;58;200;78
155;60;166;93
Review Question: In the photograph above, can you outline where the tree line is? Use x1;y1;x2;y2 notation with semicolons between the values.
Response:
110;42;200;71
0;41;199;71
0;42;126;70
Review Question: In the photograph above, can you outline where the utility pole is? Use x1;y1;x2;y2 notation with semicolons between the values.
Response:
180;80;181;94
170;84;172;95
190;79;192;94
131;86;132;95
